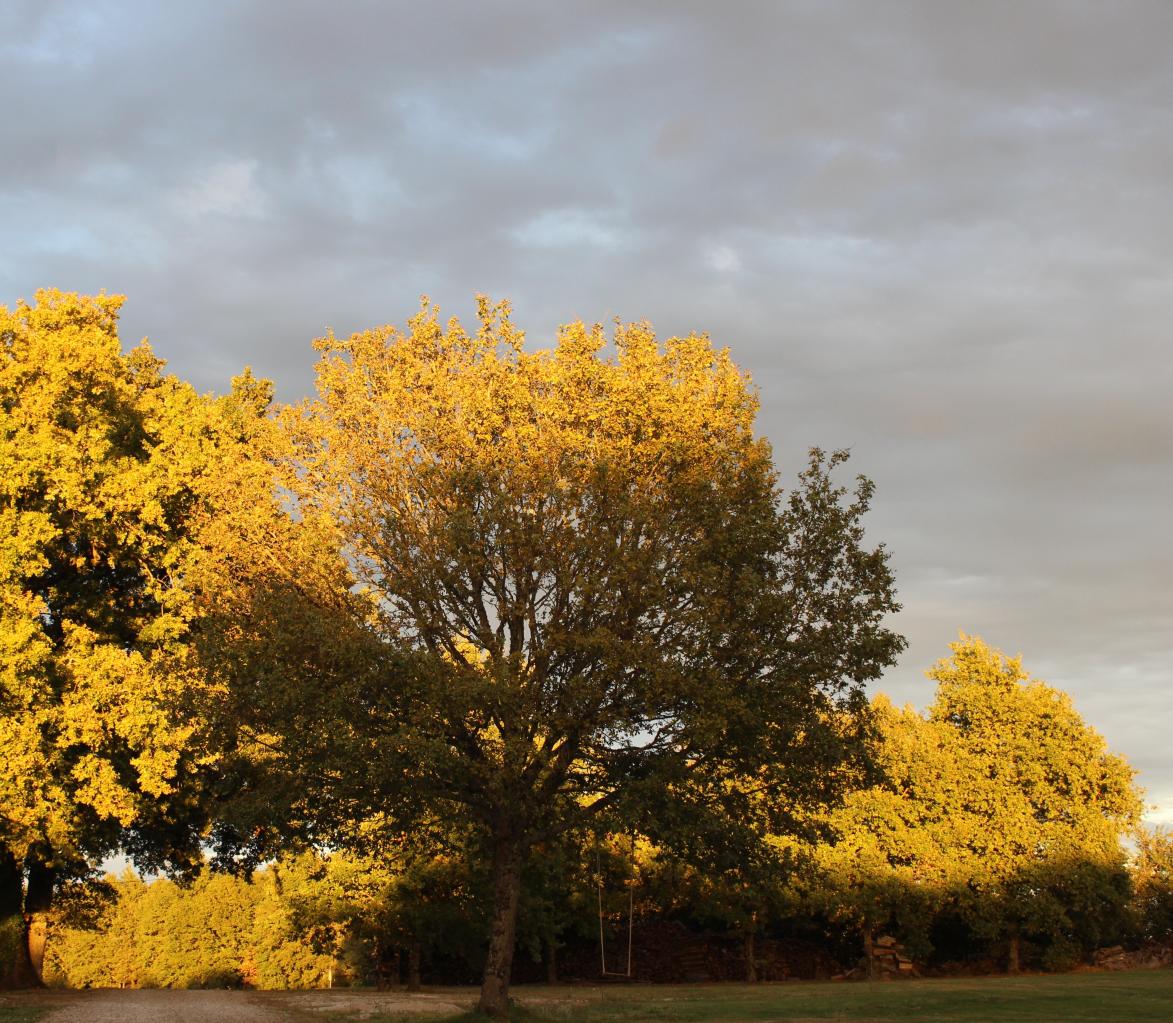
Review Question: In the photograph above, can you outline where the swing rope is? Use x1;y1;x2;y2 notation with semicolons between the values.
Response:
596;832;636;978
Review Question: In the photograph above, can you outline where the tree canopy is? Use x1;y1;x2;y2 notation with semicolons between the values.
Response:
0;290;265;986
41;645;1150;990
4;291;1158;1001
805;635;1142;973
196;297;905;1014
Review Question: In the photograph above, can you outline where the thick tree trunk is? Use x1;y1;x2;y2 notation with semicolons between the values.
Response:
406;942;422;992
1007;934;1021;975
476;832;524;1017
863;929;877;981
23;854;55;984
0;849;37;990
744;928;757;983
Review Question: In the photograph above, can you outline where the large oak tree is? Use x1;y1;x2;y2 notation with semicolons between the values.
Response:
199;298;904;1015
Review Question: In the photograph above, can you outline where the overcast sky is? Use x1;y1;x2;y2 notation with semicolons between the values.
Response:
3;1;1170;822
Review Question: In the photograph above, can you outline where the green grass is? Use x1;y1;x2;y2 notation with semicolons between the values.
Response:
328;971;1173;1023
7;972;1172;1023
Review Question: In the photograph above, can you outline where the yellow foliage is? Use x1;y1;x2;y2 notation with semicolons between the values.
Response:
0;290;261;867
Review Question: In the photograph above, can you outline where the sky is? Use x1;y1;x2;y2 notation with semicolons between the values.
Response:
3;1;1170;822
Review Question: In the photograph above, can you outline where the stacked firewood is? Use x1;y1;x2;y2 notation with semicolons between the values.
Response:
870;935;919;977
1093;944;1173;970
833;935;919;980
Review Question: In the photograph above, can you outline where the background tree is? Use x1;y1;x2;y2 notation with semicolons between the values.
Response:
926;635;1141;971
797;639;1142;975
0;290;266;986
44;870;142;989
196;298;904;1015
804;696;953;972
1132;828;1173;944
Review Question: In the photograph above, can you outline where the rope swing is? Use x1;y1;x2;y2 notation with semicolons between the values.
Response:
596;832;636;979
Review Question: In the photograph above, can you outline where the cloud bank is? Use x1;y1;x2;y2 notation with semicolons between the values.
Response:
3;0;1170;817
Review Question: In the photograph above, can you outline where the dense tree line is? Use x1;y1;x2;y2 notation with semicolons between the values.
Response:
1;292;1162;1009
42;635;1166;987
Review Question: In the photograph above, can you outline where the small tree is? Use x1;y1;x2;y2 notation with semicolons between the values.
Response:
199;298;904;1015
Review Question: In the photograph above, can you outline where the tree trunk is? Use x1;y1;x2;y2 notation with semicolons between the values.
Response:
23;854;55;984
744;929;757;983
545;937;558;985
406;942;421;992
476;831;524;1017
1007;934;1021;975
0;849;37;990
863;929;877;981
372;939;398;990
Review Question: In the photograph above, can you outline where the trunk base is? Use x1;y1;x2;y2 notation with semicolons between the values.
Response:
407;943;421;992
744;929;757;983
0;850;38;991
1007;935;1021;975
476;832;524;1017
545;938;558;985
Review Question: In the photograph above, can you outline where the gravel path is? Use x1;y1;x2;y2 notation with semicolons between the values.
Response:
37;988;474;1022
42;990;304;1023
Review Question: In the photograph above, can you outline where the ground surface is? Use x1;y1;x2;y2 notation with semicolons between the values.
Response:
2;971;1172;1023
0;990;473;1023
41;990;308;1023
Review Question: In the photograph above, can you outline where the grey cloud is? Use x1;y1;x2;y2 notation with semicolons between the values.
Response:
3;0;1170;817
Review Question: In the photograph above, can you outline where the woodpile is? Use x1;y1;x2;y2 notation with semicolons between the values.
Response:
1093;944;1173;970
872;935;919;977
834;935;919;981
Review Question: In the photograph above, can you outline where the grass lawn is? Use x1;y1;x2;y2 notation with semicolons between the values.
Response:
324;971;1173;1023
4;971;1170;1022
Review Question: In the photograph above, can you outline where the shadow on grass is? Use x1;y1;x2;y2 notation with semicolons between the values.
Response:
316;972;1173;1023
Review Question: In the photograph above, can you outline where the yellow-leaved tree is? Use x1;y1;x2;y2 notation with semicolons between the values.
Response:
0;291;269;987
195;298;904;1015
926;634;1141;971
806;635;1141;974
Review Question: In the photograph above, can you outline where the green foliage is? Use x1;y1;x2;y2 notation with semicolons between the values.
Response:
0;917;21;980
36;635;1155;991
46;861;338;990
250;857;335;990
926;635;1140;964
0;291;235;859
1;290;1154;993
